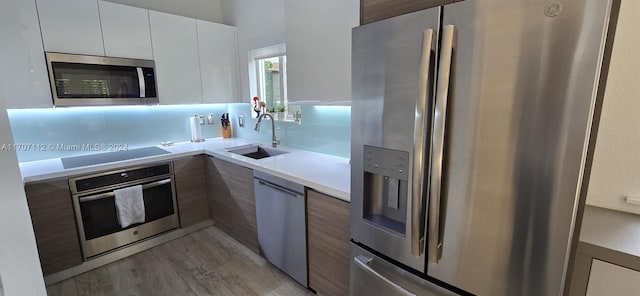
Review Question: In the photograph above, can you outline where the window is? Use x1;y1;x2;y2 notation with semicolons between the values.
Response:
256;55;286;113
249;44;299;121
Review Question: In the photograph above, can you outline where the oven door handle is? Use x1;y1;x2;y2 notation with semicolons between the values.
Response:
78;178;172;203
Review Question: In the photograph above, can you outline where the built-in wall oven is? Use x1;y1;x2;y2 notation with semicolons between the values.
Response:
69;163;178;259
46;52;158;106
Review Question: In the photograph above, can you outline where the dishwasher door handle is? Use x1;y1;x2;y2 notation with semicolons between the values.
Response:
257;180;300;198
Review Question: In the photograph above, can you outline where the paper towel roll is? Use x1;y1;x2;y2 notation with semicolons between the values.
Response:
190;115;203;142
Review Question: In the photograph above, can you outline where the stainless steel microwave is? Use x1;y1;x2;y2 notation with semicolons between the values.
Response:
46;52;158;106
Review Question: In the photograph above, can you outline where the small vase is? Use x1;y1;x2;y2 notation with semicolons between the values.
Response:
277;112;284;121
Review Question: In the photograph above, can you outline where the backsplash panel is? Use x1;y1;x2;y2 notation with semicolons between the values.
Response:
228;103;350;159
7;104;227;162
7;103;351;162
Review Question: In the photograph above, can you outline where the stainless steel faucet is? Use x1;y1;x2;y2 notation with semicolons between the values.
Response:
254;113;280;148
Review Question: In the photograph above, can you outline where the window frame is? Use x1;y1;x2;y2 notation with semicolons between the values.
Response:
248;44;289;119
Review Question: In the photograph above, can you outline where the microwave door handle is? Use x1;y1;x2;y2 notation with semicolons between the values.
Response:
411;28;434;257
428;25;455;264
137;67;146;98
78;178;171;203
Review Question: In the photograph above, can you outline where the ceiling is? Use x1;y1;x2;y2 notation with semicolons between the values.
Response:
103;0;234;25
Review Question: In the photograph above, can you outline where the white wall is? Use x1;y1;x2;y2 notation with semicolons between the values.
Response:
228;0;286;101
220;0;235;26
586;1;640;214
0;91;46;295
104;0;226;24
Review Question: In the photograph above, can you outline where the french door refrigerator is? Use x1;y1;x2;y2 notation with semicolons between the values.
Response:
350;0;618;295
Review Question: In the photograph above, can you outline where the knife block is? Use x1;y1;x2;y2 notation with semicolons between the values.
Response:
221;126;232;138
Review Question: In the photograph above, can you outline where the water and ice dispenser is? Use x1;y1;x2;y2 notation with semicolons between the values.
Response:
362;145;410;235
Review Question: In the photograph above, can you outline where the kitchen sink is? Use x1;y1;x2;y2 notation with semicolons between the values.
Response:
227;144;288;160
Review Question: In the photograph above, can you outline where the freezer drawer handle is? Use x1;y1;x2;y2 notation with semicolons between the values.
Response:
411;28;435;257
78;178;172;203
354;255;416;296
428;25;456;264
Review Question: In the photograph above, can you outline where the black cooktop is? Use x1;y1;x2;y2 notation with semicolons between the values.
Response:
61;147;170;169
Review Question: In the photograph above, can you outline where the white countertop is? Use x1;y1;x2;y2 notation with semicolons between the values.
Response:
580;205;640;257
19;138;351;202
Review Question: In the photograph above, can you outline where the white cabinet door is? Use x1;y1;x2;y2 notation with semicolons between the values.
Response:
36;0;104;56
149;11;203;104
284;0;358;102
587;259;640;296
98;1;153;60
197;20;240;103
0;0;52;108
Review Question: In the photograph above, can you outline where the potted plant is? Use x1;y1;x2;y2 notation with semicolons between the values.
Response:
266;106;276;114
275;104;286;120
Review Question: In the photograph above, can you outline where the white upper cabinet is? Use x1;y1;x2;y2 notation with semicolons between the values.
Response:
197;20;240;103
37;0;105;56
98;1;153;60
149;11;203;104
284;0;359;102
3;1;239;107
0;0;52;108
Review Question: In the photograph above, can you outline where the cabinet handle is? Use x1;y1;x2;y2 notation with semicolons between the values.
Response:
625;197;640;206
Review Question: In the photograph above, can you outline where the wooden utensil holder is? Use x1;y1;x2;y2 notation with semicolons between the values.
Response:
222;126;232;138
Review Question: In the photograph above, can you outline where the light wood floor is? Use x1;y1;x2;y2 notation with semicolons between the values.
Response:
47;226;314;296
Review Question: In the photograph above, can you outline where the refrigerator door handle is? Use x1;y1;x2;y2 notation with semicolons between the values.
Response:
411;28;435;257
428;25;455;264
353;255;417;296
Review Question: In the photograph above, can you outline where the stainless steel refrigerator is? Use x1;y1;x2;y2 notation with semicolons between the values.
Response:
350;0;619;295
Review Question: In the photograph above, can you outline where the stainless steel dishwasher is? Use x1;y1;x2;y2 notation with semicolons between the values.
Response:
253;171;307;287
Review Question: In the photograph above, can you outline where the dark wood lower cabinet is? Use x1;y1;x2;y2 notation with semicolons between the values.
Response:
174;155;209;228
206;157;233;235
307;189;351;296
206;157;259;253
360;0;460;25
24;179;82;276
24;153;348;289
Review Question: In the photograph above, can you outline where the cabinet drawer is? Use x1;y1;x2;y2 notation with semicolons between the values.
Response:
587;259;640;296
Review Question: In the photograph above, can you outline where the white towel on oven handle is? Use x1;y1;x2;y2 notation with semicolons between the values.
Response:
114;185;145;228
